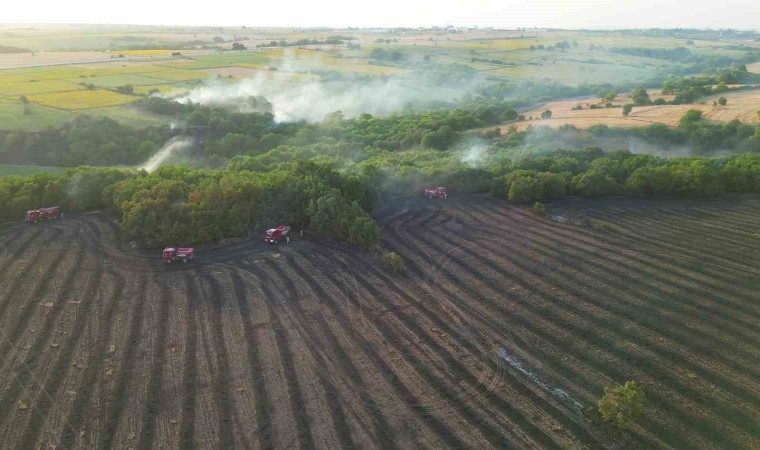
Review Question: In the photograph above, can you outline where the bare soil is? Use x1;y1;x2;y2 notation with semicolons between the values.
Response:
0;195;758;449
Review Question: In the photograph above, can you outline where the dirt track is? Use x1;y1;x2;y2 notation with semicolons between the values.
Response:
0;195;758;449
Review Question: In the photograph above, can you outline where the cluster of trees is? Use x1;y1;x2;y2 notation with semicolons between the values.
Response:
115;84;135;95
142;95;521;155
256;38;348;48
4;137;760;248
608;46;693;61
528;41;576;51
660;65;760;104
7;117;170;166
490;148;760;202
0;166;134;222
103;160;378;247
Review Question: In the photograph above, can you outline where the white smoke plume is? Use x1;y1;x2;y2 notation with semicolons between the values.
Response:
459;140;489;167
173;75;462;123
138;137;194;172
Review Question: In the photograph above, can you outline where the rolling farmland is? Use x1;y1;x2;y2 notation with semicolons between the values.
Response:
505;88;760;130
0;195;758;449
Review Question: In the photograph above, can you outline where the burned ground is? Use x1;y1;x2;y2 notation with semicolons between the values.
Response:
0;194;758;449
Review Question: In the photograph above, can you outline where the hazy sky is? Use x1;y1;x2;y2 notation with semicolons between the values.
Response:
3;0;759;29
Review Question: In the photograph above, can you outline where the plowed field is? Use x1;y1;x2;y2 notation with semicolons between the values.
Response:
0;195;758;449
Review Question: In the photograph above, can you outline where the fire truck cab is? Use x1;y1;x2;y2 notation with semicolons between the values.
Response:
163;247;195;263
264;225;290;244
424;187;447;199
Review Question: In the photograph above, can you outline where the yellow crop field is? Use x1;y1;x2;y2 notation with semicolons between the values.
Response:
0;79;81;96
28;90;135;110
500;88;760;131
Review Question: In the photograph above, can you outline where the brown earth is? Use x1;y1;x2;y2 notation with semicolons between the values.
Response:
0;195;758;449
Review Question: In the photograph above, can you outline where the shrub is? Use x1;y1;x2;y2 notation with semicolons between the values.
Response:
598;381;644;428
382;252;406;274
532;201;548;217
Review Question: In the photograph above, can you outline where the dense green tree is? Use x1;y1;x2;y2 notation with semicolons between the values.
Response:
679;109;703;129
631;87;651;106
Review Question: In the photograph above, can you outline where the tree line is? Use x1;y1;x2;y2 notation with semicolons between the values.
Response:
3;145;760;248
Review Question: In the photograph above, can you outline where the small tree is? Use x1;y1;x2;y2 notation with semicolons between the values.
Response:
718;97;727;106
631;87;651;106
622;104;633;116
679;109;703;128
598;381;644;428
541;109;553;119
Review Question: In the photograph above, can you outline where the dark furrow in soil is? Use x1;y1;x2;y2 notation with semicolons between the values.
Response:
290;251;560;450
226;270;274;450
136;275;173;450
99;274;150;450
16;262;105;450
59;269;125;449
249;260;361;450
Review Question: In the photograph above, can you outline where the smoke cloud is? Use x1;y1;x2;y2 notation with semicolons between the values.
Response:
459;139;489;168
138;136;194;172
518;125;730;157
168;48;478;123
174;75;462;123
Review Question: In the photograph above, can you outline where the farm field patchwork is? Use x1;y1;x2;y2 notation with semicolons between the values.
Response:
0;195;757;448
27;89;137;110
0;96;72;128
0;79;82;96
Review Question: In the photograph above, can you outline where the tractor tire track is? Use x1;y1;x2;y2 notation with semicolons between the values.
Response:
99;274;150;450
0;242;86;432
315;241;608;449
16;260;105;450
136;275;173;450
406;214;755;446
58;269;125;449
287;251;558;450
224;269;272;450
245;261;359;450
178;272;199;450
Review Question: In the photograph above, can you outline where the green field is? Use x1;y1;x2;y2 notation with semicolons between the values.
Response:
0;163;67;176
0;25;757;130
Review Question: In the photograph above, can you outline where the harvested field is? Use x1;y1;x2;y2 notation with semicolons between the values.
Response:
0;195;758;449
505;88;760;130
